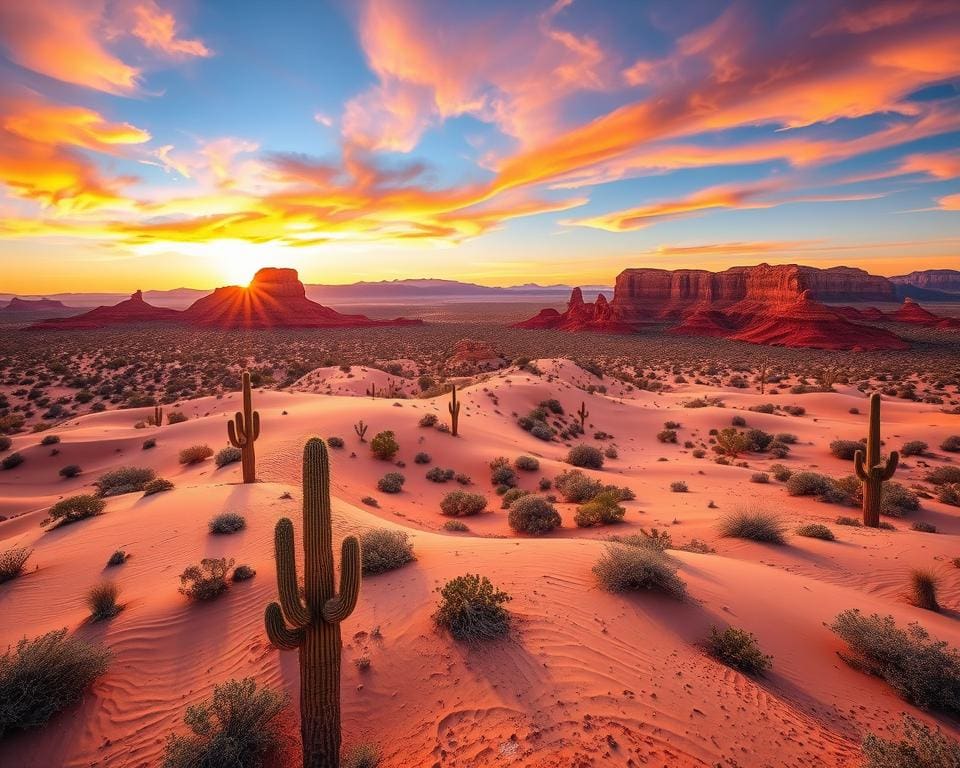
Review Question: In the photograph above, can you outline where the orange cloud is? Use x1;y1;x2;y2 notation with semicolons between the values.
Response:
937;193;960;210
129;0;211;58
898;150;960;179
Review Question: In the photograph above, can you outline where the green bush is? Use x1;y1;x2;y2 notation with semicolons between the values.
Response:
377;472;405;494
925;467;960;485
162;678;285;768
567;444;604;469
433;574;511;642
705;626;771;675
439;491;487;517
593;544;686;599
342;743;383;768
370;431;399;460
717;508;787;544
507;495;561;534
95;466;156;496
554;469;603;502
179;558;234;601
48;494;105;526
830;609;960;713
360;529;415;575
575;490;625;527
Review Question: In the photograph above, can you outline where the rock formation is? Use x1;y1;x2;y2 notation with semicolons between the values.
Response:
0;297;78;318
29;290;181;329
891;269;960;295
513;287;635;333
888;298;960;329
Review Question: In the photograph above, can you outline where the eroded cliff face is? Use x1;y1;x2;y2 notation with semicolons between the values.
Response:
890;269;960;294
513;288;634;333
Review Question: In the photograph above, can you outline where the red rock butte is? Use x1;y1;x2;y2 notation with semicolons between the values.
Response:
29;268;423;330
514;264;957;350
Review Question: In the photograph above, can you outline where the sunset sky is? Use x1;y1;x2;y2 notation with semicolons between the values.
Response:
0;0;958;293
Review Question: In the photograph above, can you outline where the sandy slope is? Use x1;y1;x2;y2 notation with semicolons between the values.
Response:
1;359;959;767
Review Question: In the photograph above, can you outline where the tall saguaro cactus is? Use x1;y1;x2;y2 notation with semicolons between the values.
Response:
576;401;589;432
854;393;899;528
265;438;361;768
153;405;164;427
227;371;260;484
448;384;461;436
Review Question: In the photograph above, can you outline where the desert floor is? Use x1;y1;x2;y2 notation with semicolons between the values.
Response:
1;357;959;767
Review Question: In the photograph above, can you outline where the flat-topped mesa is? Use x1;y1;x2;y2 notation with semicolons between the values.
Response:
890;269;960;294
28;290;180;329
247;267;306;298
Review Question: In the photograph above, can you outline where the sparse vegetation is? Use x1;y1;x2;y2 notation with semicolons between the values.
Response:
370;430;399;460
718;508;787;544
0;547;32;582
179;558;234;601
179;444;214;465
95;466;156;496
566;444;604;469
593;544;686;599
215;446;242;467
861;716;960;768
360;529;415;575
377;472;405;494
507;495;561;534
209;512;246;534
433;574;511;642
86;581;122;621
48;494;106;527
795;523;835;540
705;626;771;675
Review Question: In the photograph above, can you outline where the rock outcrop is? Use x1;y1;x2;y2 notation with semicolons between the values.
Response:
0;297;78;318
888;298;960;329
891;269;960;295
181;268;422;328
30;290;181;329
513;288;636;333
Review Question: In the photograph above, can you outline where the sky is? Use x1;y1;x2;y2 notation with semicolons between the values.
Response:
0;0;958;294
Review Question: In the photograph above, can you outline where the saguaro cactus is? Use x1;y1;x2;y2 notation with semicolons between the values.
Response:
265;438;360;768
227;371;260;484
153;405;164;427
354;420;368;441
854;393;899;528
576;401;589;432
448;384;460;436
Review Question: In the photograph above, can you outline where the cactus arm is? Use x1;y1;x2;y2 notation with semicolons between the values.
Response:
881;450;899;481
854;450;867;480
228;413;247;447
265;603;304;650
275;518;311;627
322;536;361;623
252;410;261;441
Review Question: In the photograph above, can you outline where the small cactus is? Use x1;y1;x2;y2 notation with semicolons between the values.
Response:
227;371;260;484
265;438;360;768
576;401;589;432
153;405;164;427
448;385;461;437
854;393;899;528
365;384;378;399
354;420;368;442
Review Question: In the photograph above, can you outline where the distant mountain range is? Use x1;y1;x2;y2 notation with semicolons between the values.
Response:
1;279;613;310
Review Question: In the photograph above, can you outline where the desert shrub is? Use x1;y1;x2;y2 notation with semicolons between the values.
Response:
500;488;529;508
830;439;863;460
901;440;928;457
440;491;487;517
95;466;156;496
786;471;834;499
715;428;752;457
731;415;747;427
604;446;618;459
861;716;960;768
937;484;960;506
209;512;246;535
490;462;517;488
179;444;213;465
0;628;110;738
770;464;792;482
750;472;769;484
454;472;471;485
40;434;60;446
830;609;960;712
593;544;686;599
414;451;431;464
670;481;688;493
881;482;920;517
554;469;603;502
86;581;121;621
377;472;405;494
442;519;469;532
342;743;382;768
418;413;438;428
657;429;678;443
575;490;626;527
749;403;775;414
59;464;82;478
327;436;345;448
514;455;539;471
166;411;188;425
107;550;127;566
718;508;787;544
0;547;32;582
1;452;24;470
910;570;940;612
611;528;673;551
783;405;805;417
370;431;399;460
360;496;378;507
541;398;563;414
567;444;604;469
745;429;774;452
433;574;511;642
692;448;706;458
232;565;256;582
836;516;862;527
795;523;835;541
143;477;174;496
179;558;234;601
940;435;960;452
425;467;454;483
926;467;960;485
508;495;561;534
705;626;771;675
0;436;10;451
215;446;242;468
162;678;285;768
775;432;798;444
48;494;105;526
142;438;157;450
360;529;415;575
912;521;937;533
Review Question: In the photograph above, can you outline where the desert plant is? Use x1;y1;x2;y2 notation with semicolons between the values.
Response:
715;428;751;458
705;626;771;675
162;678;285;768
209;512;246;534
440;491;487;517
86;580;122;621
342;743;382;768
59;464;82;479
855;393;899;528
179;444;214;465
360;529;415;575
910;570;940;612
861;715;960;768
448;384;460;436
926;467;960;485
443;519;469;532
575;490;626;527
107;550;127;566
830;609;960;712
514;455;539;471
418;414;437;428
670;480;688;493
941;435;960;452
507;495;561;534
152;405;163;427
593;544;686;599
554;469;603;502
48;494;105;526
1;452;24;470
370;430;399;460
354;420;368;441
0;628;110;738
413;451;431;464
143;477;174;496
377;472;405;493
795;523;835;540
226;371;260;484
0;547;32;582
901;440;928;457
912;521;937;533
830;439;863;460
142;438;157;450
425;467;454;483
264;438;361;768
179;558;234;601
657;429;678;443
95;466;156;496
718;508;787;544
215;446;242;468
433;573;511;642
232;565;256;581
167;411;188;425
327;436;344;448
567;444;604;469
